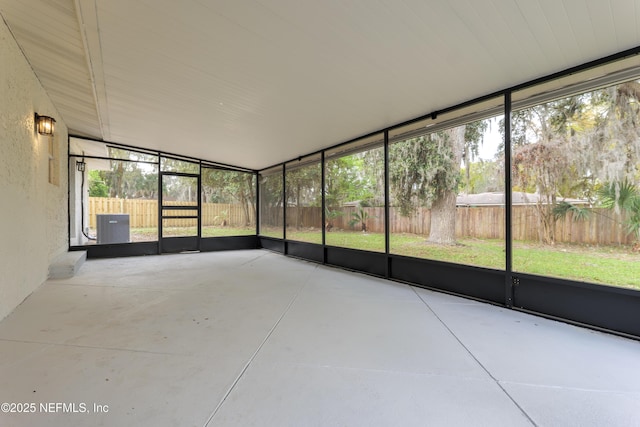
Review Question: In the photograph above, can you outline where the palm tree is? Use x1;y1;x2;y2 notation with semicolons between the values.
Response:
598;180;640;245
349;207;370;232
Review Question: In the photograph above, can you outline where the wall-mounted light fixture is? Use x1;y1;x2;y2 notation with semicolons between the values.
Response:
35;113;56;135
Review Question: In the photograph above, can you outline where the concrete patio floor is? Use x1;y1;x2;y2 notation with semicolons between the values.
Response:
0;249;639;426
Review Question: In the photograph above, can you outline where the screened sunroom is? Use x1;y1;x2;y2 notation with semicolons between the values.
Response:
2;1;640;425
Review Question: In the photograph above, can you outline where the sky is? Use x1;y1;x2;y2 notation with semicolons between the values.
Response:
477;116;503;161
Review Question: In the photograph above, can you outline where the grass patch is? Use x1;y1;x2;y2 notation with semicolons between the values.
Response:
259;227;284;239
512;242;640;289
286;229;323;245
280;230;640;289
202;226;255;237
391;234;506;269
326;231;385;252
108;227;640;289
119;226;256;241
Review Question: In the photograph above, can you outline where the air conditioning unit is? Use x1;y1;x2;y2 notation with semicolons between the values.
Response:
97;214;130;244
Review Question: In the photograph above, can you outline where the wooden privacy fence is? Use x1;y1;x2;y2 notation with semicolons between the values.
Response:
510;206;634;245
89;198;253;228
280;205;634;245
91;198;633;245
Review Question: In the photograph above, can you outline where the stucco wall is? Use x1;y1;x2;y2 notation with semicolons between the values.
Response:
0;17;69;320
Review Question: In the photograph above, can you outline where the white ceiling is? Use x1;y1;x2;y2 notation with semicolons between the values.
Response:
1;0;640;169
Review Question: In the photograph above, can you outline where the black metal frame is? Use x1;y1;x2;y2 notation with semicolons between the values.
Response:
200;235;259;252
504;90;514;308
158;171;201;254
321;151;326;255
285;240;324;263
259;236;285;253
68;139;259;256
69;135;254;173
513;272;640;338
255;47;640;340
256;166;285;240
383;130;390;278
255;169;261;236
70;241;159;258
282;164;287;241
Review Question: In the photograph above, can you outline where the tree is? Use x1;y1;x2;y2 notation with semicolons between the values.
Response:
324;151;382;233
88;170;109;197
203;169;256;226
509;95;601;243
462;160;502;193
512;138;570;243
461;121;489;192
428;126;466;244
259;170;284;229
324;206;341;231
95;161;157;199
389;120;487;245
509;79;640;244
598;180;640;245
285;162;321;229
590;82;640;182
325;155;378;208
349;205;370;232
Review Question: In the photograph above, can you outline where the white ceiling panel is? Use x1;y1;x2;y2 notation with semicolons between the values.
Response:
611;0;639;44
1;0;640;169
0;0;102;137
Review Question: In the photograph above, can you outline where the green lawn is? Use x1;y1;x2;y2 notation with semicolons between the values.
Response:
202;226;255;237
123;227;640;289
285;229;385;250
121;226;256;240
391;234;506;269
258;227;284;239
285;229;322;245
285;230;640;289
512;242;640;289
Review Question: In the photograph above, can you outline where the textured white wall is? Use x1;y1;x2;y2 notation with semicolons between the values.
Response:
0;17;69;320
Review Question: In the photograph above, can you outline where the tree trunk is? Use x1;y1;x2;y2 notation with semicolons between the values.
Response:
240;191;251;226
428;190;457;244
248;175;257;226
427;126;465;244
296;185;302;229
464;144;471;192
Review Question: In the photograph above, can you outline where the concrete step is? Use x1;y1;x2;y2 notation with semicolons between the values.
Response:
49;251;87;279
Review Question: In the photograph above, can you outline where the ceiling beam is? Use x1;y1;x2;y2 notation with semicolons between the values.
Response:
75;0;110;140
